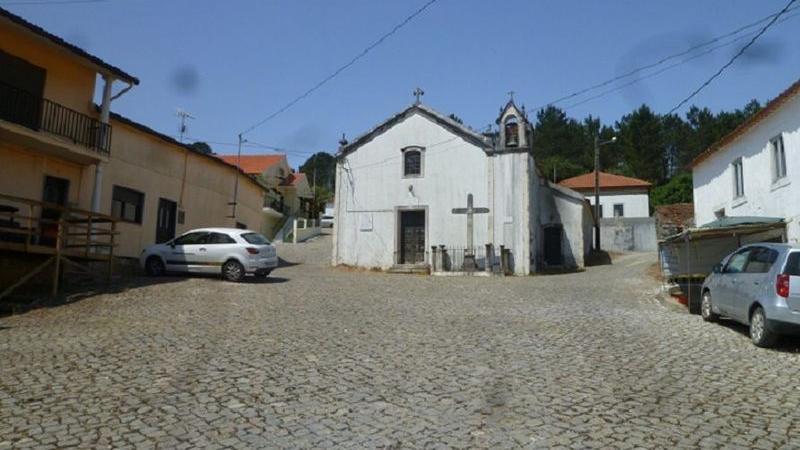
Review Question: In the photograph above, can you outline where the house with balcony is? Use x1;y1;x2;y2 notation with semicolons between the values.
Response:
0;8;267;299
692;78;800;243
217;154;313;238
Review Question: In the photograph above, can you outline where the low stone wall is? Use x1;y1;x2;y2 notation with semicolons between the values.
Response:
599;217;657;252
293;219;322;244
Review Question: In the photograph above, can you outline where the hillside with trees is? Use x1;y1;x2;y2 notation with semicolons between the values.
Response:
533;100;762;208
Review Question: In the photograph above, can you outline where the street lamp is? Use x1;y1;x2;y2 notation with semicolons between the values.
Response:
594;135;617;251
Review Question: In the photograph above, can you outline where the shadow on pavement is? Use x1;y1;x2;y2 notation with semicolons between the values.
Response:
278;257;301;268
585;250;613;266
715;319;800;354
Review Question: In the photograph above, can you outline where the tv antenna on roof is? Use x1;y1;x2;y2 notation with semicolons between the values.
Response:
176;108;195;143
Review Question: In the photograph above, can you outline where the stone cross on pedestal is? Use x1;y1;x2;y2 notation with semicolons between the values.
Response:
452;193;490;255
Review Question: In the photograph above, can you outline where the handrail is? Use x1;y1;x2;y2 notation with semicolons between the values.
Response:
0;81;112;155
0;192;118;262
0;193;116;221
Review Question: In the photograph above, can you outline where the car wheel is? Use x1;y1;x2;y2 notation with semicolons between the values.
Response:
700;291;718;322
750;306;777;348
145;256;165;276
222;260;245;282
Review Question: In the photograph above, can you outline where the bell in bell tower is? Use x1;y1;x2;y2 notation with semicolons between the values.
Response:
496;91;528;150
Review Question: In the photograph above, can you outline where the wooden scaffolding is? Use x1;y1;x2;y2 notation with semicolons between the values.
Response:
0;193;119;301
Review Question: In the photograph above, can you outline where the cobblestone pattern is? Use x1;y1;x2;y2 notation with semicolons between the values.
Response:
3;235;800;449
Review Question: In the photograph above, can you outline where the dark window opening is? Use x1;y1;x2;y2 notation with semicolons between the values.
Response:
403;149;422;177
613;204;624;218
0;50;46;130
111;186;144;224
504;115;519;147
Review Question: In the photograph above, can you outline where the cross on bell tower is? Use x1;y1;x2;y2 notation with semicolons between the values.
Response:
413;87;425;105
507;90;515;102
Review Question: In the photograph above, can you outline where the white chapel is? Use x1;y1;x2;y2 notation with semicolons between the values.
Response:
331;95;595;275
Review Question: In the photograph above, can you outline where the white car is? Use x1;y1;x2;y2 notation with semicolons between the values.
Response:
139;228;278;282
320;215;334;228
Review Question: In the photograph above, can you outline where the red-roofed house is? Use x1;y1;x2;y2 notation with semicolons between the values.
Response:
217;153;313;237
559;171;651;218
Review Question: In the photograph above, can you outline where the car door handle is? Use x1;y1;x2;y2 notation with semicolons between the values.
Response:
199;247;207;252
754;281;760;285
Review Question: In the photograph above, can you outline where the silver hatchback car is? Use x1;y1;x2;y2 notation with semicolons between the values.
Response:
701;243;800;347
140;228;278;282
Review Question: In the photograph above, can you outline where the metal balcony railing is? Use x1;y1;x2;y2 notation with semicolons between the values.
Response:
0;81;111;155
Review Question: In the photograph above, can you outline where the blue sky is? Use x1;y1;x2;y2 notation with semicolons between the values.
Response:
6;0;800;168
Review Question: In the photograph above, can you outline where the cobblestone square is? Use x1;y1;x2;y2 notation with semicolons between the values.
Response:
2;235;800;448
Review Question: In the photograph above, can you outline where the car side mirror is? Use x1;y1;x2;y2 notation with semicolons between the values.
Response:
712;263;722;274
170;242;176;248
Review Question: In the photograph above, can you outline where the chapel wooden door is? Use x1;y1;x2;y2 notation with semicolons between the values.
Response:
399;210;425;264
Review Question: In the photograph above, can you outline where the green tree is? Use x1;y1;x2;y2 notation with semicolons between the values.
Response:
189;141;213;154
532;106;592;181
299;152;336;191
650;171;693;206
615;105;667;184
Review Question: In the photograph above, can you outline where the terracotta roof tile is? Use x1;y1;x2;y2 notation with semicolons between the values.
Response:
217;154;285;175
558;171;651;190
280;172;307;187
691;78;800;168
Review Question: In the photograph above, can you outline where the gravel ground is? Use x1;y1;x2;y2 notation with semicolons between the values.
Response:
2;233;800;449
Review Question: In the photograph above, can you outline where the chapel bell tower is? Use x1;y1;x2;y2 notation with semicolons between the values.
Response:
496;94;530;151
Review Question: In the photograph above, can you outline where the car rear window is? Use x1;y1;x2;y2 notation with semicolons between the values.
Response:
241;232;269;245
786;252;800;276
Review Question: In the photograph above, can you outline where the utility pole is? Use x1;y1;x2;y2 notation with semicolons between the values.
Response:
176;108;195;143
594;135;600;251
230;133;246;219
312;160;317;219
594;135;617;251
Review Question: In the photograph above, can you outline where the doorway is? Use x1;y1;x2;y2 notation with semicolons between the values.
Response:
156;198;177;243
399;210;425;264
543;225;563;266
40;175;69;246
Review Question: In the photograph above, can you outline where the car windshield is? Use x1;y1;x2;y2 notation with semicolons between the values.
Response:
241;232;269;245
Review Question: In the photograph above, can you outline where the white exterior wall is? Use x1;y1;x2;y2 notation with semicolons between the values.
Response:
536;183;592;269
489;151;531;274
581;189;650;218
334;113;490;270
693;94;800;242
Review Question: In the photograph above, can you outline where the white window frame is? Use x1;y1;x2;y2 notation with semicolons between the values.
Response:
401;146;424;178
732;158;744;199
771;134;787;182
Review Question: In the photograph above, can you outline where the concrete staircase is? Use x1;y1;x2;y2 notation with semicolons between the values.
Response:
272;216;296;243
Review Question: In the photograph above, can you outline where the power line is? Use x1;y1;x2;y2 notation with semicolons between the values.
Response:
668;0;797;114
0;0;106;4
239;0;439;136
184;137;318;156
533;3;800;112
559;14;799;111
